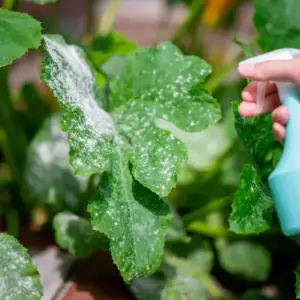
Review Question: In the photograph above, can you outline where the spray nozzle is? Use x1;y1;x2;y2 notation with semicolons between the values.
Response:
239;48;300;114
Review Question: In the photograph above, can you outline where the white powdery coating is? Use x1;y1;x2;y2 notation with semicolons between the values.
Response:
0;234;42;299
43;37;116;175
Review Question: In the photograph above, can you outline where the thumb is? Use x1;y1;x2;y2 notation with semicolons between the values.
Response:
238;57;300;85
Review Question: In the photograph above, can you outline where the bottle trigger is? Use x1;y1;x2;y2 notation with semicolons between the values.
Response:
256;81;266;114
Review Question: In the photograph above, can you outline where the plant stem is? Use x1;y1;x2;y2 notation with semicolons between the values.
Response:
98;0;121;35
183;196;233;225
6;209;19;238
205;53;243;94
0;68;28;187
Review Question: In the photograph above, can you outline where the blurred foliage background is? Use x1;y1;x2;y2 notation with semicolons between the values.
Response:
0;0;299;299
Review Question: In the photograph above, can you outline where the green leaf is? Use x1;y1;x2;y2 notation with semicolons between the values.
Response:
42;36;221;280
254;0;300;51
88;32;137;68
53;212;109;257
112;42;221;196
25;0;57;3
233;100;282;180
219;241;271;281
88;146;172;281
229;165;273;234
161;273;208;300
0;9;41;68
24;115;86;212
41;35;115;177
0;233;42;299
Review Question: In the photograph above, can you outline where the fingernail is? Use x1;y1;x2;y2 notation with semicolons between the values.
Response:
238;64;254;75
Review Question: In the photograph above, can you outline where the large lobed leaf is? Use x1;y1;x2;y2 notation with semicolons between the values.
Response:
111;43;220;196
53;212;109;257
254;0;300;51
0;9;41;68
42;35;220;280
41;35;115;177
0;233;42;299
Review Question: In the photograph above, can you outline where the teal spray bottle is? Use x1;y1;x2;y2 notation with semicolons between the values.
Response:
239;49;300;238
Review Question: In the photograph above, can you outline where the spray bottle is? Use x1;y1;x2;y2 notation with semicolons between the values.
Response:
239;49;300;238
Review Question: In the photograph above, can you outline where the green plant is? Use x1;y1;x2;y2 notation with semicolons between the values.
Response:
1;0;300;299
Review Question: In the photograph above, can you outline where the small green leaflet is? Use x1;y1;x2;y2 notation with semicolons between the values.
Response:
0;9;42;68
219;241;271;282
53;212;109;257
25;0;57;3
254;0;300;51
88;32;137;68
42;35;220;280
229;165;273;234
0;233;43;299
233;100;282;180
88;145;172;281
24;115;86;212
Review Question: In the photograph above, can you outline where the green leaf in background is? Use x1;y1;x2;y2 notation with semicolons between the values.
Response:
88;146;172;281
53;212;109;257
229;165;273;234
254;0;300;51
18;83;51;141
161;273;208;300
233;100;282;180
88;32;137;68
24;115;86;212
41;35;115;177
111;42;221;196
0;233;42;299
25;0;57;3
0;9;41;68
219;241;271;281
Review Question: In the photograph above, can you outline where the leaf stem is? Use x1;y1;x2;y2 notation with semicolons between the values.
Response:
0;67;28;187
98;0;121;35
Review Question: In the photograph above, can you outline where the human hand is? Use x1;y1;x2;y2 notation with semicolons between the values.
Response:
238;58;300;142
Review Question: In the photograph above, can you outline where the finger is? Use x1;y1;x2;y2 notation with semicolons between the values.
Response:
273;122;285;142
238;58;300;85
242;81;277;102
238;93;280;117
272;106;289;125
